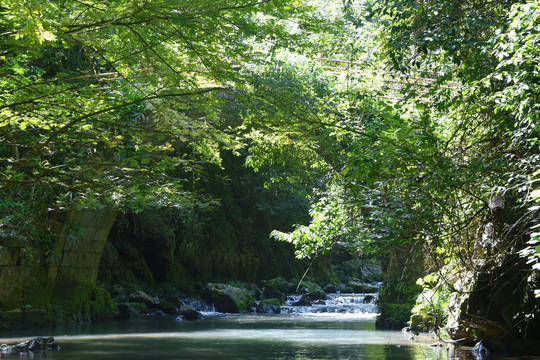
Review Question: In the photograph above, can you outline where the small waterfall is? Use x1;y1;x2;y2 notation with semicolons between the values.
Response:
281;292;378;315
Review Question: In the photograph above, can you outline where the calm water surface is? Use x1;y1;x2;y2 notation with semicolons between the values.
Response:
1;293;535;360
0;312;483;360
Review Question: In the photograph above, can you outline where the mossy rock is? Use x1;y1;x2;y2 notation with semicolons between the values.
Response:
323;284;338;293
260;277;292;298
203;283;254;313
178;305;202;320
160;300;178;315
256;299;281;314
304;290;327;301
267;290;286;304
293;297;312;306
346;281;378;293
117;303;140;319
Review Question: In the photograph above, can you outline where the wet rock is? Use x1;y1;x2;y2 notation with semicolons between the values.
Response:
292;297;312;306
341;287;354;294
178;305;202;320
128;290;158;307
0;337;60;353
323;284;337;293
247;284;262;300
346;280;378;293
159;300;178;315
304;290;327;301
259;277;292;298
203;283;254;313
268;290;286;304
363;295;375;304
256;299;281;314
117;303;140;319
472;340;490;358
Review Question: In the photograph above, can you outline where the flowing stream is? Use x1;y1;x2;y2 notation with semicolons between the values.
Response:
0;293;515;359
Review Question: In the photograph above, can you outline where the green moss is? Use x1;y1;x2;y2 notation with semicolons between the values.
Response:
377;302;415;329
55;282;116;321
260;298;281;307
410;285;452;332
376;280;422;329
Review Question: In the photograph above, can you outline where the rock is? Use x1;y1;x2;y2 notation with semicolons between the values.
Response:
292;297;312;306
178;305;202;320
267;290;286;304
203;283;254;313
323;284;337;293
472;340;490;358
259;277;292;298
363;295;375;304
341;287;354;294
304;290;327;301
0;337;60;353
128;290;158;307
409;313;424;332
117;303;140;319
256;299;281;314
346;280;378;293
247;284;262;300
159;300;178;315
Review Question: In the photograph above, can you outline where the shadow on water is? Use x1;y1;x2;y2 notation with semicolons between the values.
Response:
0;294;536;359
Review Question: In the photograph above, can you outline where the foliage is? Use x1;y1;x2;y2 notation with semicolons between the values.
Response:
376;279;422;329
410;273;453;334
0;0;314;245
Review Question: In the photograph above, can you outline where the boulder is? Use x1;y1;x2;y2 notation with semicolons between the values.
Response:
178;305;202;320
259;277;292;298
204;283;254;313
346;281;378;293
117;303;140;319
292;297;312;306
159;300;178;315
267;290;286;304
0;337;60;353
128;290;158;307
472;340;490;358
363;295;376;304
247;284;262;300
304;290;327;301
323;284;338;293
256;299;281;314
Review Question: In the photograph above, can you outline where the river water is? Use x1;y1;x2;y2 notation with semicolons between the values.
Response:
0;293;524;359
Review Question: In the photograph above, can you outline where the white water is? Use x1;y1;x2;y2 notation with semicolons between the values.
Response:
281;292;378;315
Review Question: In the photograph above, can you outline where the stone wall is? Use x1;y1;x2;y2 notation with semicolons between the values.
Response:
0;208;117;309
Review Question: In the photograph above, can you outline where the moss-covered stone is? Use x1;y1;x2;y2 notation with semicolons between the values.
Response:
256;298;281;314
203;283;254;313
346;280;378;293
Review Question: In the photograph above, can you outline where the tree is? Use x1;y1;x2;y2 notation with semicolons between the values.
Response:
0;0;311;244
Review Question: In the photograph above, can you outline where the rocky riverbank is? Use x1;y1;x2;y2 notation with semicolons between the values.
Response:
0;277;380;331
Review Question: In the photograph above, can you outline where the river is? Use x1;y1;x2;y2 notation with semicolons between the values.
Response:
0;293;527;359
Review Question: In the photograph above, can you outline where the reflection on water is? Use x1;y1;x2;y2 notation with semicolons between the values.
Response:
0;312;528;359
0;313;449;360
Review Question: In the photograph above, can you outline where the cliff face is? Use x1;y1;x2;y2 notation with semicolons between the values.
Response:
0;208;117;326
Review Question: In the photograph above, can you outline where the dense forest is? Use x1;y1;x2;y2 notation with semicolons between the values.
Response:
1;0;539;355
